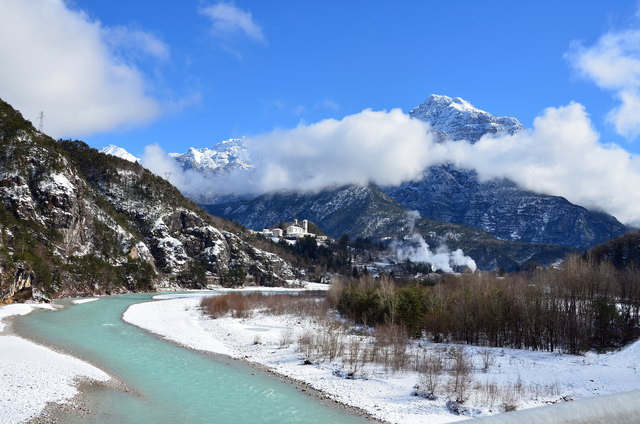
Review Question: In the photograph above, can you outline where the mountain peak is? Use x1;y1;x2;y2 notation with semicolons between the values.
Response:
170;138;252;174
410;94;524;142
100;145;140;163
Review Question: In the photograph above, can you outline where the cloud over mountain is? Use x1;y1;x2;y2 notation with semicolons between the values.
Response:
443;102;640;227
143;102;640;227
0;0;164;137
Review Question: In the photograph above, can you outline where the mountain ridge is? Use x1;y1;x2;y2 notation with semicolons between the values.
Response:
90;94;629;260
0;99;296;303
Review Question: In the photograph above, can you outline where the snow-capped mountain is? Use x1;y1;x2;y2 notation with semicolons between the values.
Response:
409;94;523;142
205;94;628;253
100;144;140;163
384;95;628;249
169;138;252;174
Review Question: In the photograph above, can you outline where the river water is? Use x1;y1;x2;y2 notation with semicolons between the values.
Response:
14;293;370;424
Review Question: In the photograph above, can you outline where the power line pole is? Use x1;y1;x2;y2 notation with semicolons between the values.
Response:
37;111;44;132
164;172;172;181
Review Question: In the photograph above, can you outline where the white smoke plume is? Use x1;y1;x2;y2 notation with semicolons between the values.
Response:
393;234;477;273
392;212;477;273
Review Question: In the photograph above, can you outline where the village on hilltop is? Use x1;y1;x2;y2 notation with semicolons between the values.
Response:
256;219;329;244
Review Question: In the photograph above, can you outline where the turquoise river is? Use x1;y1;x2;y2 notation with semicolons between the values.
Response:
14;293;371;424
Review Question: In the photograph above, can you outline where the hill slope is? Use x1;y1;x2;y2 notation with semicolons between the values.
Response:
588;231;640;269
0;99;294;302
203;185;574;271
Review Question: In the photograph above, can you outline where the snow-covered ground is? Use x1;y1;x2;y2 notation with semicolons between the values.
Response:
0;303;110;424
124;289;640;424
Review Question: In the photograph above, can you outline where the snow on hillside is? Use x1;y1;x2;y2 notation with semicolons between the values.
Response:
100;144;140;163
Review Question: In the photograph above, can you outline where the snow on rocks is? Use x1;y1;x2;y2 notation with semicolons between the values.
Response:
100;145;140;163
37;173;76;197
0;304;110;424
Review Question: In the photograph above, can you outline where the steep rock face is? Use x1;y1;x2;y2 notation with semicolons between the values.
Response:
385;95;628;249
385;165;627;250
0;99;295;302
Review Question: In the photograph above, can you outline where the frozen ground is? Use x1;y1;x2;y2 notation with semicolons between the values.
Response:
124;289;640;424
0;302;110;424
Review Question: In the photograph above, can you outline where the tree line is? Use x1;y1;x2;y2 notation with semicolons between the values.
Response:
330;255;640;354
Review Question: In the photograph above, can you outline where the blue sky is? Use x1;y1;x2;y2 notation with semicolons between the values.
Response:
3;1;640;224
5;0;635;156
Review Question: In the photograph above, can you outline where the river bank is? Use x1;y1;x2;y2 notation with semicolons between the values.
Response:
0;303;110;424
123;291;640;424
8;291;372;424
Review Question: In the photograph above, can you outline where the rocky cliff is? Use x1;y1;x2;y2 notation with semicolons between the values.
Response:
0;99;295;302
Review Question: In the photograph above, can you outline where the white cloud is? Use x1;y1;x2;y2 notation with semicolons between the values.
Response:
104;26;170;61
315;98;340;111
0;0;164;138
143;109;443;200
149;103;640;227
244;109;440;193
200;2;265;43
568;29;640;139
442;103;640;227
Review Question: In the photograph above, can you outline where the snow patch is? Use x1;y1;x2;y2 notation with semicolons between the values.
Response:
0;304;110;423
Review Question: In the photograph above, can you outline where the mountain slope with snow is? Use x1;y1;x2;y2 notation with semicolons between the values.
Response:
383;95;628;250
203;95;626;251
0;98;295;303
169;138;252;174
409;94;523;142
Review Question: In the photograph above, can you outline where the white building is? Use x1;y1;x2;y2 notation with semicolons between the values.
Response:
260;218;329;244
286;219;309;238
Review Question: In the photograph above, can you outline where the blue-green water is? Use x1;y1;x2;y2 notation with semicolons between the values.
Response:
14;294;369;424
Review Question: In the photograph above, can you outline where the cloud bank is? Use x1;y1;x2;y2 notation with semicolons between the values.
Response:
143;109;443;200
0;0;164;138
443;103;640;227
144;103;640;227
568;29;640;139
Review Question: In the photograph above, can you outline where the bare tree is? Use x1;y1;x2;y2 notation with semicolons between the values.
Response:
419;352;444;396
448;347;474;403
